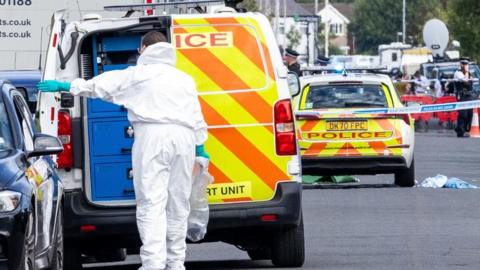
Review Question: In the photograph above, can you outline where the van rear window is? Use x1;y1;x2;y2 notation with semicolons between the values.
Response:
173;22;270;94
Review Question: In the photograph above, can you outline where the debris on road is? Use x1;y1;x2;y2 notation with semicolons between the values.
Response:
419;174;478;189
303;175;360;185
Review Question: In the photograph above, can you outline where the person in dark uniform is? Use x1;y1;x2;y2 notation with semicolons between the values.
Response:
315;55;330;66
454;58;476;137
283;48;302;76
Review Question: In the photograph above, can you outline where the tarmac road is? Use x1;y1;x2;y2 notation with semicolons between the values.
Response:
86;131;480;270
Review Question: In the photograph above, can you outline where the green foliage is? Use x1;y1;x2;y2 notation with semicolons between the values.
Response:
329;44;345;55
448;0;480;61
286;25;302;49
350;0;447;53
238;0;259;12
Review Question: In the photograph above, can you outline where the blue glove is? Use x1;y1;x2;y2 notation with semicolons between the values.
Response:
195;145;210;160
37;80;71;92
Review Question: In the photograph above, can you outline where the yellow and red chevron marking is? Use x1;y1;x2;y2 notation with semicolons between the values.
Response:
172;17;291;204
298;118;404;158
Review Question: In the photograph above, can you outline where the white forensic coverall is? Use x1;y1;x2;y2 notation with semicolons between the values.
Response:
70;42;207;270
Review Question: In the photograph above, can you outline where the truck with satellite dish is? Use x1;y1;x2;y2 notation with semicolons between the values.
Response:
419;19;480;94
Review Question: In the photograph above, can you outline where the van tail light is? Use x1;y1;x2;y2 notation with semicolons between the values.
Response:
274;99;297;156
57;111;73;168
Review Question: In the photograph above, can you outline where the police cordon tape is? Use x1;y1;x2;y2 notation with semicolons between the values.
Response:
295;99;480;118
394;78;480;83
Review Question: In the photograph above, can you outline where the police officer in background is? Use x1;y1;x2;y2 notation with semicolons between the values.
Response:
454;57;476;137
283;48;302;76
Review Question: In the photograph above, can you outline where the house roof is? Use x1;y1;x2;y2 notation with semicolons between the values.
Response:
300;2;354;20
258;0;317;17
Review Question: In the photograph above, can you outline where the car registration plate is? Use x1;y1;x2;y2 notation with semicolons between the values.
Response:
326;121;368;131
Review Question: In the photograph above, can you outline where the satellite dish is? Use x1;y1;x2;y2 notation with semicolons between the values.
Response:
423;19;449;58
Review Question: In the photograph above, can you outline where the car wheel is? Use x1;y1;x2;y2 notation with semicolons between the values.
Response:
64;243;82;270
50;205;64;270
247;247;271;260
271;216;305;267
395;158;415;187
20;210;35;270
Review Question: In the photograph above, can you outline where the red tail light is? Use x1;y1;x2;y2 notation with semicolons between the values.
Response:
57;111;73;168
377;113;411;125
274;99;297;155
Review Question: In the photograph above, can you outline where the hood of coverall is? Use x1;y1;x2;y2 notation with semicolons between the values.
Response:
137;42;176;66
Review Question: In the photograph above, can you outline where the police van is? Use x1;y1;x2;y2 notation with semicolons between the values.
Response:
37;1;304;268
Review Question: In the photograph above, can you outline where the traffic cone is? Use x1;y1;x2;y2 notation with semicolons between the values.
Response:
470;108;480;138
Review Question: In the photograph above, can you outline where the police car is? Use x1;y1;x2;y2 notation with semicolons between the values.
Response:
295;72;415;187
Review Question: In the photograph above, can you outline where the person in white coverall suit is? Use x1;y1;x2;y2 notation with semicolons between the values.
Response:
37;31;208;270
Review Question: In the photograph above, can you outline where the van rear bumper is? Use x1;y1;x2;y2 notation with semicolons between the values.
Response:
208;181;302;230
64;181;302;248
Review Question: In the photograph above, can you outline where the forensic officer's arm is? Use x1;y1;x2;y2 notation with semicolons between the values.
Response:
70;68;135;102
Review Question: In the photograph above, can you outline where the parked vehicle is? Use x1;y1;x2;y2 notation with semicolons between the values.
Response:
296;72;415;187
0;81;64;270
37;2;304;269
0;70;41;112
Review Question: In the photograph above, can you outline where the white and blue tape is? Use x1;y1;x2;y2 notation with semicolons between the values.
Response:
295;100;480;117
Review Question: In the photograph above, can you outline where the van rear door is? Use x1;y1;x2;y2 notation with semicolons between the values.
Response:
37;10;65;137
172;15;293;204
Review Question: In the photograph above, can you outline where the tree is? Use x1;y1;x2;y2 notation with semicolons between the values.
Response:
448;0;480;61
238;0;259;12
350;0;446;54
286;25;302;49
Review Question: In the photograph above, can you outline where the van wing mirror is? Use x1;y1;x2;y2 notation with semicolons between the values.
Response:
287;72;301;97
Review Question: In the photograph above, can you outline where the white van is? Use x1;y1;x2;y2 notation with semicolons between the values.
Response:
37;2;304;269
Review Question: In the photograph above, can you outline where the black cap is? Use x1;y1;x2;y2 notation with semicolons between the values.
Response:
285;48;299;57
460;57;470;64
316;55;330;65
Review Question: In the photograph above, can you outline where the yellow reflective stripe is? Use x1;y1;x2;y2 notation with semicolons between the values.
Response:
176;52;223;93
382;84;394;107
299;84;310;110
207;134;273;201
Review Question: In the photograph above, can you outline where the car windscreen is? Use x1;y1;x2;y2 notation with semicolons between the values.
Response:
425;64;480;79
303;84;388;109
0;95;14;154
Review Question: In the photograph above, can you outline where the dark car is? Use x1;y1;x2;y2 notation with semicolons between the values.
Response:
420;61;480;94
0;70;41;112
0;81;64;270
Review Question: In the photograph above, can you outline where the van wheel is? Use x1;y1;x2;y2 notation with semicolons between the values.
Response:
64;244;82;270
271;217;305;267
395;158;415;187
247;247;271;260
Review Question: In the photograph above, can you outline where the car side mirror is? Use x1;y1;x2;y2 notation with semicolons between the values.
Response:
28;133;64;157
287;72;301;97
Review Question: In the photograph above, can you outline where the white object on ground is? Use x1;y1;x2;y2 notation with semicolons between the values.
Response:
419;174;448;188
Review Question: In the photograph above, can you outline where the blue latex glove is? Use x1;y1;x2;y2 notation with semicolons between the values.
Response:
195;145;210;160
37;80;71;92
